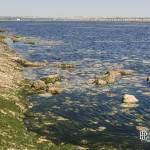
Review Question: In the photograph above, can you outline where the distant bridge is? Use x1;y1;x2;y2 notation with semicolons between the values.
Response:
94;18;150;23
0;17;150;22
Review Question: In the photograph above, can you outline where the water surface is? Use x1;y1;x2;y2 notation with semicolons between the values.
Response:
0;21;150;149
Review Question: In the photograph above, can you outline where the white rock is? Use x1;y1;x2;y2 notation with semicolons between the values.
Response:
122;94;138;103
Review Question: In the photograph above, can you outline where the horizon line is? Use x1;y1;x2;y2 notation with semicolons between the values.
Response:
0;16;150;18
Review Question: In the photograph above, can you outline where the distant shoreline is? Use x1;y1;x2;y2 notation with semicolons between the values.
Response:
0;17;150;23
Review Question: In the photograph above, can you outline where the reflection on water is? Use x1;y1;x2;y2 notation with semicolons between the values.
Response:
1;21;150;149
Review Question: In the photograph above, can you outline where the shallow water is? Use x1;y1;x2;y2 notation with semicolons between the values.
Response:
1;21;150;149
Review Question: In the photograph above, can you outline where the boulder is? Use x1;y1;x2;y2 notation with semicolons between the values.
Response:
122;94;138;103
94;69;133;86
32;80;46;91
41;74;61;84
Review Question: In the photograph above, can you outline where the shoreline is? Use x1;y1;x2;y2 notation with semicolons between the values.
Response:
0;17;150;23
0;33;78;149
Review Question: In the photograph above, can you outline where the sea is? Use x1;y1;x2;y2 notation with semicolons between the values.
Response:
0;21;150;149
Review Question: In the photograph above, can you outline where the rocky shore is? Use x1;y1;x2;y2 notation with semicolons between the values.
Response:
0;32;78;150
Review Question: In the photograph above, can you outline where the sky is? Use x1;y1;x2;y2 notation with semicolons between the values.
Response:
0;0;149;17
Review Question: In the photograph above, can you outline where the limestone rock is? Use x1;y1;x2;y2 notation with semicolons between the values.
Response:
94;69;133;86
41;74;61;84
32;80;46;91
122;94;138;103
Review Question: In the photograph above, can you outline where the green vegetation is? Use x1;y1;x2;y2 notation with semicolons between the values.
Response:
0;38;78;149
0;95;78;150
41;74;61;84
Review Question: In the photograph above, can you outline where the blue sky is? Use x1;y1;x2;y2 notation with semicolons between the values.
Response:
0;0;149;17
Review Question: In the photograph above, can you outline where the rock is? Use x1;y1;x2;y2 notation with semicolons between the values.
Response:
94;69;133;86
122;94;138;103
13;57;48;67
57;63;75;69
136;126;149;132
95;78;107;85
32;80;46;91
147;76;150;84
41;74;61;84
46;84;61;95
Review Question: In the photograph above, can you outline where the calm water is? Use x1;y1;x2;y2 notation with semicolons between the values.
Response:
1;21;150;149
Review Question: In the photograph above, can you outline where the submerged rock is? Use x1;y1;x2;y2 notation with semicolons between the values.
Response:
41;74;61;84
122;94;138;103
46;84;61;95
57;63;75;69
94;69;133;86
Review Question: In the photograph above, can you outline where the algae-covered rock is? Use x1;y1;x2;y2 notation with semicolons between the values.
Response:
57;63;75;69
122;94;138;104
13;57;48;67
32;80;47;91
94;69;133;86
41;74;61;84
31;74;62;94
